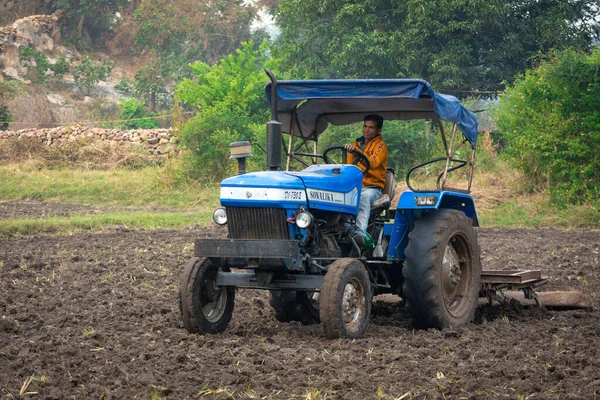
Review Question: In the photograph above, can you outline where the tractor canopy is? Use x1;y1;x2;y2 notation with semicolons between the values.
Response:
265;79;479;149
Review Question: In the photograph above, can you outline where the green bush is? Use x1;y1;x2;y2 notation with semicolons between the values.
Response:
0;105;12;131
175;40;277;181
495;49;600;206
72;55;114;94
18;46;70;83
115;78;133;93
118;98;159;129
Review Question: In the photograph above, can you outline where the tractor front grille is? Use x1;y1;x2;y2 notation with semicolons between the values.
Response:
226;207;290;240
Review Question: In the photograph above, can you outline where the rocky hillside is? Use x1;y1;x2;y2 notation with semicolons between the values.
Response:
0;12;133;130
0;13;65;82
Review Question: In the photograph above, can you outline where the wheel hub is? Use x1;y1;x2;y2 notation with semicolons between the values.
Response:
442;243;461;301
342;280;363;324
201;277;228;323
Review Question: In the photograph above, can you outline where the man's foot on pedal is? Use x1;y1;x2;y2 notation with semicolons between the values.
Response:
354;234;365;249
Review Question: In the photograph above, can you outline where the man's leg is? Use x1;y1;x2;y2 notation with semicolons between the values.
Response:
355;187;382;242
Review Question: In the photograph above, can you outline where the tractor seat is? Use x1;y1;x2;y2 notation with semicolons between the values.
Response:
371;168;396;211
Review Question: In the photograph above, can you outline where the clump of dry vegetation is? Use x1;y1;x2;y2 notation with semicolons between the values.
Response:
0;137;156;169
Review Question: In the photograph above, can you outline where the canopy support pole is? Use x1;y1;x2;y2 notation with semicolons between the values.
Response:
285;135;294;171
440;123;458;189
467;147;476;192
438;117;449;156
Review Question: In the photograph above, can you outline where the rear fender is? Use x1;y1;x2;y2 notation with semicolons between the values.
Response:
387;191;479;261
396;190;479;226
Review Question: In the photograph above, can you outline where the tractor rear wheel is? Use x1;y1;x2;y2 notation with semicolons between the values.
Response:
320;258;372;339
179;257;235;334
269;290;320;325
403;209;481;329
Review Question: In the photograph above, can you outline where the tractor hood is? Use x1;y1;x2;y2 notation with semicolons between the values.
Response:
220;165;363;213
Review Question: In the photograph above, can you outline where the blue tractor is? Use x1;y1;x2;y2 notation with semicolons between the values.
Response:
179;71;482;339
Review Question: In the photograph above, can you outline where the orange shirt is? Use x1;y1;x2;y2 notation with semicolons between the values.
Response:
347;134;388;189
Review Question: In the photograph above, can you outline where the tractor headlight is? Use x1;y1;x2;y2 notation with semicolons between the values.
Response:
295;211;314;229
213;207;227;225
415;196;438;206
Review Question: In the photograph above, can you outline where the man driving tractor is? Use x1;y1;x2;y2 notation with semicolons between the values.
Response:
344;114;388;248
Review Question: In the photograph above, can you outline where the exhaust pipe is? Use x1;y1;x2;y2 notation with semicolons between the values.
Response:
265;68;282;171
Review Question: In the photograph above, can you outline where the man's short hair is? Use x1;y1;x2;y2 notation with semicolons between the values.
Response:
364;114;384;129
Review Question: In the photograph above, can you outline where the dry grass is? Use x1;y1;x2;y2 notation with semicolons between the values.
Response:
470;167;524;213
390;164;522;209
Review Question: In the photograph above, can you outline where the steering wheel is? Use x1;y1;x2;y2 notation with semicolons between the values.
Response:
322;145;371;175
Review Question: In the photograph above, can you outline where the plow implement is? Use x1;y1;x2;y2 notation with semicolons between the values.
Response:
480;270;588;309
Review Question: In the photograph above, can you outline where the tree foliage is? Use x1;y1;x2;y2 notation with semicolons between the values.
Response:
275;0;600;91
495;49;600;206
53;0;127;41
134;0;258;67
0;105;12;131
128;0;261;111
175;40;279;180
117;98;159;129
18;46;70;83
72;55;114;94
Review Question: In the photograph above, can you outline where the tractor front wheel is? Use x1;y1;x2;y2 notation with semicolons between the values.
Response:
179;257;235;334
320;258;372;339
403;209;481;329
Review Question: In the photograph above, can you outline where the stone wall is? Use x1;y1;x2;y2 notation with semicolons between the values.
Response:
0;126;180;157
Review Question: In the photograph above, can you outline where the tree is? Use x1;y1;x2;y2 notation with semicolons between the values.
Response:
132;62;170;112
72;55;114;95
175;40;280;180
0;105;12;131
495;49;600;206
129;0;262;111
52;0;128;43
134;0;259;67
274;0;600;91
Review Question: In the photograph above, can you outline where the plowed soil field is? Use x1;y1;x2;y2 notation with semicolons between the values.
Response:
1;201;599;399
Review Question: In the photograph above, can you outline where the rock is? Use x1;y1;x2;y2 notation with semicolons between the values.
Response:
83;96;95;105
71;91;85;101
0;46;21;72
12;14;58;51
56;45;80;60
147;137;159;145
2;66;30;83
46;93;66;106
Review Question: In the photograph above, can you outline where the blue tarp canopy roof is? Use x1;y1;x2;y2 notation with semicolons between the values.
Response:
265;78;479;148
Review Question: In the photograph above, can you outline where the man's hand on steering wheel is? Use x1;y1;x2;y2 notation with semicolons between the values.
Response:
322;145;371;175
